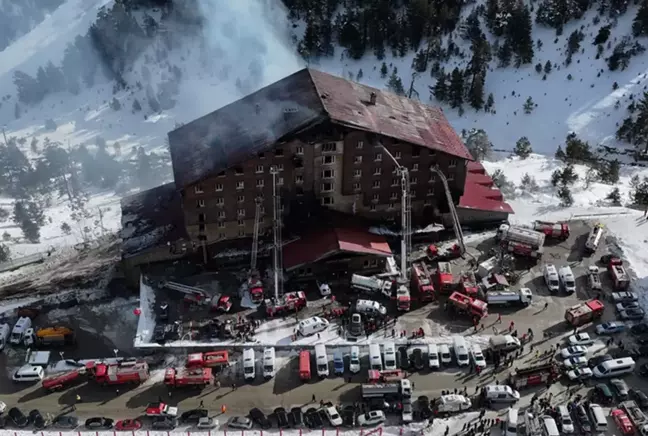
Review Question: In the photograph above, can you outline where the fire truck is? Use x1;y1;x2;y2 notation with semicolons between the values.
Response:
497;224;545;259
435;262;455;293
564;299;604;327
42;363;93;391
508;363;558;389
602;255;630;290
396;285;411;311
210;295;233;312
446;292;488;321
164;367;212;388
533;221;570;240
248;276;265;304
265;291;307;317
351;274;393;298
93;360;149;386
459;272;479;297
186;351;229;368
411;262;435;302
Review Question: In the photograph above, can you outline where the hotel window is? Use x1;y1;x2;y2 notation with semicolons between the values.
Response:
411;177;418;185
218;232;226;239
276;163;284;172
295;146;304;155
237;196;244;203
372;180;381;189
194;185;204;194
412;163;419;172
374;153;382;162
238;209;245;217
217;171;225;178
372;194;379;202
429;175;436;184
255;165;264;174
448;173;455;181
217;221;225;228
449;159;457;167
374;167;382;176
216;198;224;206
258;152;265;159
390;192;398;200
370;205;376;212
427;188;435;196
322;142;337;152
395;151;402;159
234;166;244;175
238;229;245;237
388;203;395;210
295;175;304;184
277;177;284;186
354;156;363;164
260;206;266;214
218;211;225;218
321;196;334;205
357;141;364;149
199;223;205;232
322;182;333;192
424;199;432;206
410;190;417;198
256;179;264;188
429;150;436;157
198;213;206;222
215;183;223;192
412;148;420;157
197;199;205;208
275;148;284;157
354;169;362;178
322;169;334;179
391;178;398;187
323;155;335;165
236;181;244;190
238;219;245;226
353;182;361;191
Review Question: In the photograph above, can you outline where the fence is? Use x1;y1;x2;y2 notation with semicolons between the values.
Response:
0;252;46;273
2;428;400;436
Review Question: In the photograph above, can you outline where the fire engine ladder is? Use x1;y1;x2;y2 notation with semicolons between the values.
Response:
250;197;262;275
381;145;412;282
430;166;467;257
270;166;283;300
162;281;209;299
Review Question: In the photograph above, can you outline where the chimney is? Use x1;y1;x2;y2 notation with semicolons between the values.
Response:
255;103;261;115
369;92;377;105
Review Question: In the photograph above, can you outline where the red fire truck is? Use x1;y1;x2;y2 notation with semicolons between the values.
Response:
211;296;233;312
533;221;570;240
565;299;604;327
248;276;264;304
164;367;212;388
299;350;311;381
396;285;411;311
186;351;229;368
459;272;479;297
265;291;307;317
508;363;558;389
94;360;149;386
42;363;94;391
602;255;630;290
446;292;488;320
435;262;455;293
411;262;435;302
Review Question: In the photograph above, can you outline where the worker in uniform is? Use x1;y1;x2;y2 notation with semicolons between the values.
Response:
221;404;227;414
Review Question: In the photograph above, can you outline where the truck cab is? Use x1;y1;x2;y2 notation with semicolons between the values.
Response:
558;266;576;294
10;317;32;345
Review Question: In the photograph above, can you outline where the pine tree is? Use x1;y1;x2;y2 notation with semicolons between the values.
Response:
514;137;533;159
544;60;553;74
606;187;622;205
468;74;485;110
432;73;448;102
13;71;42;104
449;68;465;109
356;69;363;81
132;99;142;112
523;97;535;114
380;63;388;79
387;71;405;95
486;93;495;111
558;186;574;207
633;1;648;37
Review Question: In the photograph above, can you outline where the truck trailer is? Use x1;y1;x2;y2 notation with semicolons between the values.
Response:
351;274;392;297
508;362;558;389
484;288;532;307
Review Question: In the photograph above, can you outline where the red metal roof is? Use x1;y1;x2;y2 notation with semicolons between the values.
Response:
308;70;473;161
458;165;514;214
283;227;392;271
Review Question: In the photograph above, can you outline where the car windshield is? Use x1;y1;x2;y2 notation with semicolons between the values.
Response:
244;367;254;374
263;365;273;372
550;280;559;286
566;280;575;287
318;364;327;372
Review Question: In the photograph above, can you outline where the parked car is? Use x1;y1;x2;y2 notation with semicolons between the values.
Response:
115;419;142;431
561;346;588;359
417;396;432;420
53;415;78;429
631;324;648;335
181;409;208;423
568;333;595;346
227;416;253;430
341;406;356;427
398;347;410;370
402;400;413;423
610;379;629;399
596;322;626;335
8;408;28;428
0;402;6;414
29;410;47;429
572;405;592;434
612;292;639;304
289;408;305;428
620;308;646;321
249;408;271;429
305;408;322;428
152;417;177;430
324;406;343;427
631;389;648;408
349;314;364;336
410;348;424;370
197;418;218;429
358;410;386;426
563;356;588;369
274;407;289;428
617;302;641;311
566;367;593;381
85;417;114;429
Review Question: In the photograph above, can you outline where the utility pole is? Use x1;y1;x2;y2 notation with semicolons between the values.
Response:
408;72;420;100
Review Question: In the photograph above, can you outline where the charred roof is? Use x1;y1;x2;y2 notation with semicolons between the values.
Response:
168;68;472;188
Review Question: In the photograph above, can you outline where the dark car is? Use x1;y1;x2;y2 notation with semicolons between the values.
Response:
367;397;389;411
29;410;47;429
85;417;114;429
341;405;356;427
398;347;410;370
588;354;612;368
181;409;208;423
53;415;79;429
249;408;271;429
620;308;646;321
631;389;648;408
289;407;304;428
417;396;432;420
305;408;322;428
274;408;289;428
410;348;424;371
632;324;648;335
572;405;592;434
317;408;329;426
152;416;177;430
8;408;28;428
349;313;364;337
591;384;614;405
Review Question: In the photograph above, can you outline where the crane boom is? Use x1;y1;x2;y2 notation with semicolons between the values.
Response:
250;197;262;272
270;166;283;300
429;166;466;256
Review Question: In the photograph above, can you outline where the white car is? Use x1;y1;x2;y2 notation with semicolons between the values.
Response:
0;401;5;414
358;410;386;426
471;347;487;369
558;413;575;434
560;346;588;359
197;418;218;429
563;356;588;369
325;406;343;427
567;367;593;381
401;401;413;423
319;283;331;297
567;333;594;346
228;417;253;430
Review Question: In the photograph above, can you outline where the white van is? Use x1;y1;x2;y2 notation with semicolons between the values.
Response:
315;344;329;377
383;342;397;370
543;264;560;293
262;347;275;379
439;344;452;365
355;300;387;316
585;224;604;253
558;266;576;294
10;317;32;345
436;394;472;413
369;343;383;370
588;404;607;432
505;408;519;436
12;365;44;382
0;323;10;350
298;317;329;336
592;357;635;378
349;346;361;374
242;348;256;381
453;336;469;366
428;344;440;369
541;416;559;436
483;385;520;403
